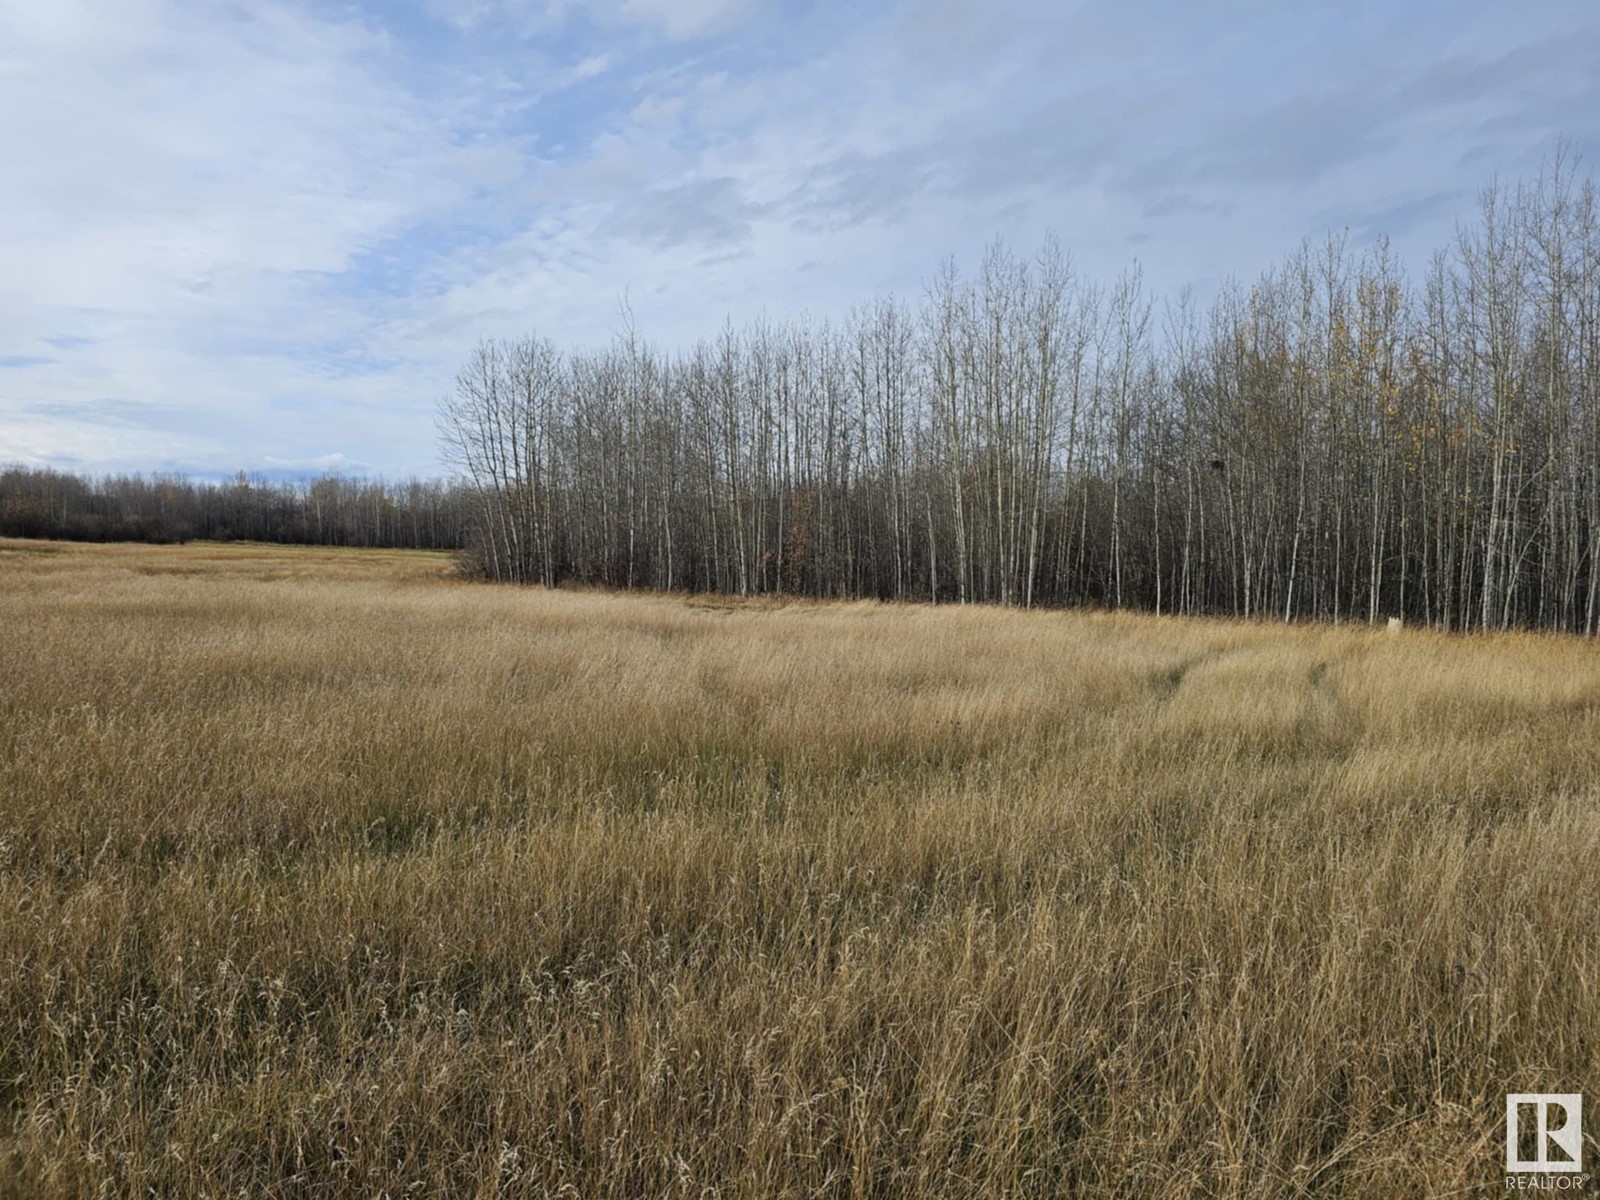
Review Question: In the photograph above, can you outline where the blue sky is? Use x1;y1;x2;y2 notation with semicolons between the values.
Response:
1;0;1597;478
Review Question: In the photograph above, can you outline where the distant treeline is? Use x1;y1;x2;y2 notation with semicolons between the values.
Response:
441;158;1600;633
0;466;469;549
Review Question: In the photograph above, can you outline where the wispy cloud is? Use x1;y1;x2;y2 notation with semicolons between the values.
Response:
619;0;753;39
1;0;1596;475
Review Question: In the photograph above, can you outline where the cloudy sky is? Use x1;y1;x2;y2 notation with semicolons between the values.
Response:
2;0;1597;478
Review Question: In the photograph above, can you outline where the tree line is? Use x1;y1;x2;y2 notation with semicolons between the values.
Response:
441;159;1600;633
9;160;1599;633
0;466;469;550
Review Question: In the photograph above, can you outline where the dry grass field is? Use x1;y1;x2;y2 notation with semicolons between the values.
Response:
1;538;1597;1198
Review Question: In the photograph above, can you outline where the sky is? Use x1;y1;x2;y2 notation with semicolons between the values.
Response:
1;0;1598;479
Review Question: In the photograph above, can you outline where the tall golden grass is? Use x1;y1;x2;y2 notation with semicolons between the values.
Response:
1;538;1596;1198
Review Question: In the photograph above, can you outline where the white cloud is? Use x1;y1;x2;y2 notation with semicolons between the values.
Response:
0;0;503;473
619;0;751;39
570;52;612;80
2;0;1596;477
423;0;752;39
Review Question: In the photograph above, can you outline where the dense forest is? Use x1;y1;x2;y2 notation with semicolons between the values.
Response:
441;161;1600;633
0;466;468;549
